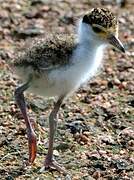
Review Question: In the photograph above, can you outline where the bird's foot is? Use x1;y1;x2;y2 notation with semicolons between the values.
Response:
40;156;67;175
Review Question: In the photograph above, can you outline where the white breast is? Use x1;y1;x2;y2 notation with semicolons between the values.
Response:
48;45;104;94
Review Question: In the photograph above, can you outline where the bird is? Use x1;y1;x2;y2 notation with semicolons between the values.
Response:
11;8;125;174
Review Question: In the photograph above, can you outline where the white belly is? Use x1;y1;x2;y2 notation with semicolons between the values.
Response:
24;66;81;98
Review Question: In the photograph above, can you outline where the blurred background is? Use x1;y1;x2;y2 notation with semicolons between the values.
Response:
0;0;134;179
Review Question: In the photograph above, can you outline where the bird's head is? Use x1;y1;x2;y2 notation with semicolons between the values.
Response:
82;8;125;53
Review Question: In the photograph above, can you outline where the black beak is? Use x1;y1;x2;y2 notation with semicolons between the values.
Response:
107;34;125;53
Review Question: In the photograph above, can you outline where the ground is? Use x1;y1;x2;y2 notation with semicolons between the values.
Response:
0;0;134;179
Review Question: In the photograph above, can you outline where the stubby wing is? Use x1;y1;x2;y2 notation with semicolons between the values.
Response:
13;34;76;71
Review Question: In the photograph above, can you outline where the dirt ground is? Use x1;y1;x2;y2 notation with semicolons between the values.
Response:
0;0;134;179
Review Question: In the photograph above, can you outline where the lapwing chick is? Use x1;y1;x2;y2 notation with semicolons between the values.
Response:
12;8;125;174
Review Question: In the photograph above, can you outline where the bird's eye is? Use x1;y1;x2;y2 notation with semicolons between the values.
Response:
92;26;102;33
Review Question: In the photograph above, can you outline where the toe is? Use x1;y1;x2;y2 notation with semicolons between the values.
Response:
43;158;67;175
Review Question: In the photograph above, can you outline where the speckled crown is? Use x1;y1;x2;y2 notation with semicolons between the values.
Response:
83;8;117;29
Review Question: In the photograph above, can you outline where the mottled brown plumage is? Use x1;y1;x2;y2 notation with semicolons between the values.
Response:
13;34;76;71
83;8;117;29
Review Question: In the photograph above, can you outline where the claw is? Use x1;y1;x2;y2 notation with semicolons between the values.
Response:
39;165;71;179
42;157;67;175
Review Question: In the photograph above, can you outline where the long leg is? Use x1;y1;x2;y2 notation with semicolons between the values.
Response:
15;82;37;164
43;95;67;174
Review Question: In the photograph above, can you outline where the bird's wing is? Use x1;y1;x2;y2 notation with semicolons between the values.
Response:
13;34;76;71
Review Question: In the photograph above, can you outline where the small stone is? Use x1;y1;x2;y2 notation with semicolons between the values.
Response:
114;78;121;85
41;5;50;12
122;81;127;88
103;101;111;109
120;150;126;155
53;150;59;156
99;150;107;155
92;170;101;179
129;158;134;164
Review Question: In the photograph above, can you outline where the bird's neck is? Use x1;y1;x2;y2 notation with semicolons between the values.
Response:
70;20;106;82
77;19;105;49
72;20;106;63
